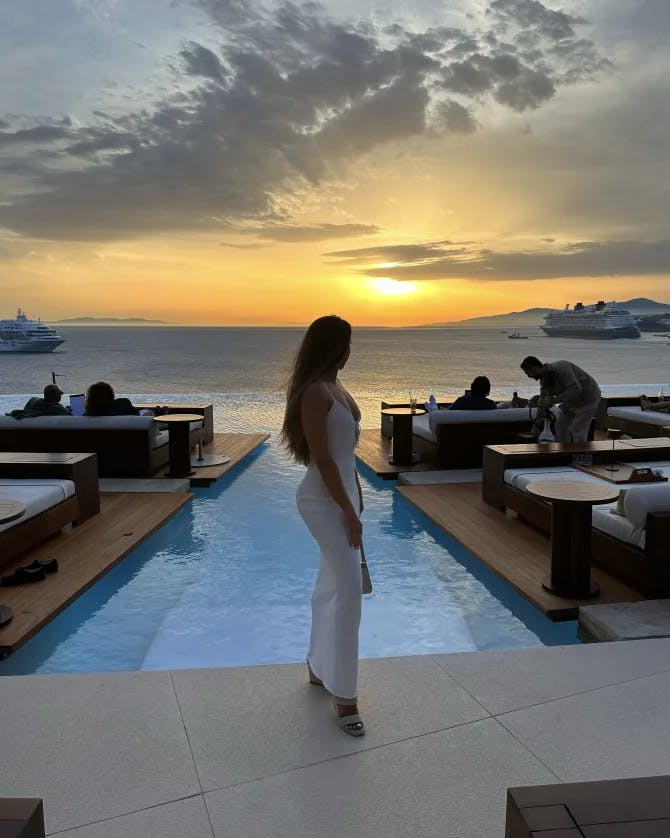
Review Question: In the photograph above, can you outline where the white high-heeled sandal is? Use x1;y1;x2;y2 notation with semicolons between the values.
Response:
333;698;365;737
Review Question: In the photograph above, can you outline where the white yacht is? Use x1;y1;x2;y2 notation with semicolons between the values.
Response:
541;301;641;339
0;308;65;352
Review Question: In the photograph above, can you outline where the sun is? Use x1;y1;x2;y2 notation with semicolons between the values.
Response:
369;278;415;297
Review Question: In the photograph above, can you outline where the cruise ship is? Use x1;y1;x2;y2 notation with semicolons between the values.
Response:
541;301;641;339
0;308;65;352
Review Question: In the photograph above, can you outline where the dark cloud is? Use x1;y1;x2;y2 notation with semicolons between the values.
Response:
328;238;670;281
494;68;554;110
0;1;605;240
488;0;585;42
0;124;71;146
433;99;477;133
180;42;226;81
325;240;467;263
237;223;380;242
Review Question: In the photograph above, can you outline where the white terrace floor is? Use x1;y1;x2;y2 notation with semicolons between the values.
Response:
3;639;670;837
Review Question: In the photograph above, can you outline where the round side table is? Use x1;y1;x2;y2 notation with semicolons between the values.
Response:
527;480;618;599
380;407;426;466
155;414;204;478
0;499;26;630
0;499;27;525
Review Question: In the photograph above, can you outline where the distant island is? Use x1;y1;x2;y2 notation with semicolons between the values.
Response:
417;297;670;328
56;316;167;324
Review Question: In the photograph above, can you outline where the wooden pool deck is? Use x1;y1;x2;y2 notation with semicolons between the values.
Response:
0;491;191;659
356;428;435;479
398;482;642;621
154;432;270;486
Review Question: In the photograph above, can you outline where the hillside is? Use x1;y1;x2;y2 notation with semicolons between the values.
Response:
56;316;166;324
418;298;670;328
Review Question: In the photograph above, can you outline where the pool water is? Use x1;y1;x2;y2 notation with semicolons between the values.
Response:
1;439;577;676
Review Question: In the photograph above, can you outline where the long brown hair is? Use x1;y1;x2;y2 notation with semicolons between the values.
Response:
85;381;115;416
281;315;352;465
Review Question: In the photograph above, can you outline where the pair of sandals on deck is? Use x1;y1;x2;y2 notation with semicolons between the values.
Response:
0;559;59;587
307;660;365;737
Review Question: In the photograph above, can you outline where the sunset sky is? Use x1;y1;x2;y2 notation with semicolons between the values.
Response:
1;0;669;325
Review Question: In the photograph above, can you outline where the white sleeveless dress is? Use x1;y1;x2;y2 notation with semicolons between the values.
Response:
297;398;362;700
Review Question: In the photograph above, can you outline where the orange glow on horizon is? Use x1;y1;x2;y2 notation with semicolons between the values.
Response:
3;231;670;327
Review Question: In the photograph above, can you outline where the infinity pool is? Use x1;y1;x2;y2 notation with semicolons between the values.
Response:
1;435;577;675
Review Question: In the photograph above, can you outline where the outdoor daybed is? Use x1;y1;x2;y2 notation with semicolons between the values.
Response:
411;407;543;468
482;441;670;596
0;454;100;566
0;414;204;477
606;405;670;439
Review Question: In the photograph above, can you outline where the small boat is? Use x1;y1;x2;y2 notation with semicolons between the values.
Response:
508;331;528;339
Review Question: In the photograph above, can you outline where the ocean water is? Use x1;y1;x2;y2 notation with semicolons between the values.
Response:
2;325;667;671
0;325;668;428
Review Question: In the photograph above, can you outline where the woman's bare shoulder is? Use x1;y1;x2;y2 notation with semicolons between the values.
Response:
302;380;331;408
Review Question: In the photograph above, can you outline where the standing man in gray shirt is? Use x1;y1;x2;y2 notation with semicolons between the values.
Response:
521;356;601;443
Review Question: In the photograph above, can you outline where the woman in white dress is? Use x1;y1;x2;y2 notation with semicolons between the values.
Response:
281;315;365;736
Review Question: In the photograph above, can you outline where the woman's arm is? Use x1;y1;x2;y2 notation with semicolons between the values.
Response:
301;383;362;547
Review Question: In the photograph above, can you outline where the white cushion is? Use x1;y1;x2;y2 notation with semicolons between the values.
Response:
152;429;169;449
592;504;646;550
504;466;576;490
427;407;542;439
151;420;203;450
412;413;433;442
0;479;75;534
608;406;670;427
624;484;670;533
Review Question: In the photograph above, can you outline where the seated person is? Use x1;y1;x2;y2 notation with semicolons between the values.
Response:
84;381;139;416
640;394;670;414
6;383;71;419
450;376;497;411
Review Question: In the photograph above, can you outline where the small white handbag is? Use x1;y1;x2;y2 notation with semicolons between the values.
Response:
360;541;373;595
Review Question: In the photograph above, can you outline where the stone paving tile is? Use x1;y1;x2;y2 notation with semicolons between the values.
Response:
48;796;213;838
499;669;670;782
0;671;200;834
204;718;557;838
433;638;670;714
172;656;488;791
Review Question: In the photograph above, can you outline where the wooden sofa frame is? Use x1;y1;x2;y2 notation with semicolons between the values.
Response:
605;413;670;439
0;453;100;568
382;400;541;469
482;440;670;597
596;393;669;437
0;424;206;477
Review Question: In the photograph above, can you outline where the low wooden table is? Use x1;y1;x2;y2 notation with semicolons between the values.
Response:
506;775;670;837
0;798;45;837
0;453;100;522
527;479;618;599
155;414;203;478
380;407;426;466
